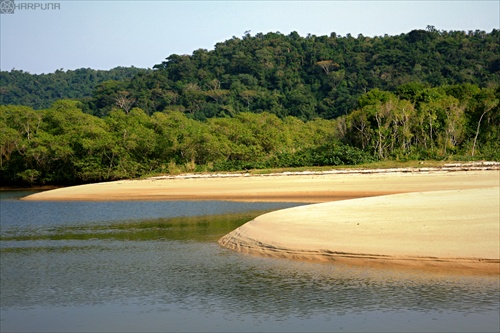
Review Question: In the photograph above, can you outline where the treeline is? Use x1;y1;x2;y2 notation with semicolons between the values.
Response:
1;83;498;185
1;28;499;120
0;67;148;109
86;28;500;119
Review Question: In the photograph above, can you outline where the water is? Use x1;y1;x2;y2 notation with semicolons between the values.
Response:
1;191;499;332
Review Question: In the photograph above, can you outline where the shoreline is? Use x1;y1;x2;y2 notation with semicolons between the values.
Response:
18;166;500;275
12;161;500;199
148;161;500;180
20;166;500;202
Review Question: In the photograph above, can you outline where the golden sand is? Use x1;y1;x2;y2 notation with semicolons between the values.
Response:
23;168;500;274
219;187;499;275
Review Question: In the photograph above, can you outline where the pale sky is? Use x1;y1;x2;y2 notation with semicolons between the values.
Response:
1;0;499;74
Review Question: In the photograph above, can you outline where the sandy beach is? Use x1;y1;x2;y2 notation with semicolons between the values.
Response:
22;167;499;203
219;187;499;275
22;166;500;274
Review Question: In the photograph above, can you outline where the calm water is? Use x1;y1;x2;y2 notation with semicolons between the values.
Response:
1;191;499;332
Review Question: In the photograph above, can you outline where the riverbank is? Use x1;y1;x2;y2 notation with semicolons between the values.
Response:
20;163;500;202
21;166;500;274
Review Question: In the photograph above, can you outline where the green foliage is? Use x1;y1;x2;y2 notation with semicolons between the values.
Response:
0;67;148;110
16;169;41;185
311;143;376;166
1;28;500;185
3;29;499;121
2;81;498;186
130;28;499;120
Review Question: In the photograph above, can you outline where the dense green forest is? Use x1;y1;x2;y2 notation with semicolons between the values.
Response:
0;67;148;109
1;83;498;185
2;28;500;119
1;28;499;185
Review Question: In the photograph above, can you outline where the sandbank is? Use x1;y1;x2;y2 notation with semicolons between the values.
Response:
219;187;500;275
21;167;500;275
21;168;499;203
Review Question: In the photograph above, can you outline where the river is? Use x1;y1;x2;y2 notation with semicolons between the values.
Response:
1;191;498;332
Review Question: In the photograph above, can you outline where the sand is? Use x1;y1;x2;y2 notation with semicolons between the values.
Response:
219;187;499;275
22;168;500;275
21;168;499;203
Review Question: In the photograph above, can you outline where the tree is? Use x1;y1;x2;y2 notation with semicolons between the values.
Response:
115;90;135;114
471;90;499;156
316;60;339;74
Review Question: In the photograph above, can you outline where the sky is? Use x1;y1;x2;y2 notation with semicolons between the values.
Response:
1;0;499;74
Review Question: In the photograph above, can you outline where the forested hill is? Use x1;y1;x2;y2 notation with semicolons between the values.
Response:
144;28;500;120
1;28;499;120
0;67;148;109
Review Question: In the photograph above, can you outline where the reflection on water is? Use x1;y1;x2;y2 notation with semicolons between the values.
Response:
1;191;499;332
0;212;262;243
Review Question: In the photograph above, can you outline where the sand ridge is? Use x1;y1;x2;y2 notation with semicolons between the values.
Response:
22;168;499;202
